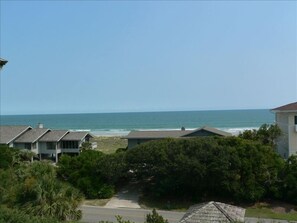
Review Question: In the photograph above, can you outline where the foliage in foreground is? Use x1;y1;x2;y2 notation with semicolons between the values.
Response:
145;209;169;223
0;205;61;223
98;209;168;223
0;146;83;222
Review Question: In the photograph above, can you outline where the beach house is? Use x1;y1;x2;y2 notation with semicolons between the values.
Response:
271;102;297;158
124;126;231;148
0;124;95;162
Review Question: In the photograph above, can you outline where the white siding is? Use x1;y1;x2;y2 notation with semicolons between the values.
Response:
275;112;297;158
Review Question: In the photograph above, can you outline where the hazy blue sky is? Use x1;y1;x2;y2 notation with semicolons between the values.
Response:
0;1;296;115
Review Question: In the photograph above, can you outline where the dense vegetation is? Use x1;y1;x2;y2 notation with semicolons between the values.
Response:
0;146;83;223
57;124;297;206
57;150;128;199
1;123;296;221
126;136;284;202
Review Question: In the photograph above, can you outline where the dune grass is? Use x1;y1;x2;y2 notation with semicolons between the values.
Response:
92;136;127;154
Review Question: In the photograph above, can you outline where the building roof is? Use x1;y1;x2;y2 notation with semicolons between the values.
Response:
14;128;50;143
0;126;31;144
179;201;245;223
61;131;93;141
39;130;69;142
184;126;232;137
271;102;297;112
124;130;193;139
124;126;231;139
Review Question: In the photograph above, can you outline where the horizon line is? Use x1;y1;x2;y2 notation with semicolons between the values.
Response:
0;108;272;116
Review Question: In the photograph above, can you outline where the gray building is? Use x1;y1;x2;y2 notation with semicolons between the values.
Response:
0;125;95;162
124;126;232;149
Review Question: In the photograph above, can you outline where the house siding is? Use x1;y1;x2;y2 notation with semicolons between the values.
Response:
275;112;297;158
128;139;152;148
288;113;297;157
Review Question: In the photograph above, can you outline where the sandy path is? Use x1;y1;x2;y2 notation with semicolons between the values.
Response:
104;183;141;209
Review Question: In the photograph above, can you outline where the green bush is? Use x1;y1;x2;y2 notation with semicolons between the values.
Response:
281;155;297;204
58;150;127;199
145;209;168;223
0;206;60;223
126;137;284;202
98;184;115;199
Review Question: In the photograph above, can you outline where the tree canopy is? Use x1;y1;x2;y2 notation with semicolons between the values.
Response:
0;145;83;222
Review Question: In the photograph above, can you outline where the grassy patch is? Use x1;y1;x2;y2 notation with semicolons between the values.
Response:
92;136;127;154
245;202;297;221
83;198;111;206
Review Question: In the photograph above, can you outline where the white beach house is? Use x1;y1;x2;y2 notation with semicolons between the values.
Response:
0;125;96;162
271;102;297;158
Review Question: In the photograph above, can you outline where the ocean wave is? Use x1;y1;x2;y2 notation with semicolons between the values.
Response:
70;129;91;132
90;127;260;137
220;127;259;136
91;129;130;137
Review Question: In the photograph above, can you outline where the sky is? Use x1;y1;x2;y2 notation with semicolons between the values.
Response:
0;1;296;115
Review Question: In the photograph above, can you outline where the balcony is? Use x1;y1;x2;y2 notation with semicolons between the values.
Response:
91;142;97;149
61;148;80;153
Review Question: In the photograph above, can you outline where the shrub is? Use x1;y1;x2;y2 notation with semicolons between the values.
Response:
145;209;168;223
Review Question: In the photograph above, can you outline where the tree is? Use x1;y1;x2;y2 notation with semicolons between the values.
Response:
0;147;83;221
239;124;281;148
281;155;297;204
57;150;126;199
80;142;92;151
126;137;285;202
145;209;168;223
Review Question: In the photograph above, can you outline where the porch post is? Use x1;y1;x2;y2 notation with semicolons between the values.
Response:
55;143;58;163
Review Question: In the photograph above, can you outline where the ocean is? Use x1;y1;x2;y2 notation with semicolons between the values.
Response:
0;109;275;136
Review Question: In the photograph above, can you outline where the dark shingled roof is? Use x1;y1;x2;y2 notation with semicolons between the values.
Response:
179;201;245;223
14;128;50;143
184;126;232;137
124;126;231;139
0;126;31;144
39;130;69;142
125;130;193;139
271;102;297;112
61;132;93;141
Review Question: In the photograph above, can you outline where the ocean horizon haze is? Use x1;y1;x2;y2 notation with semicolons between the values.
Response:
0;109;274;136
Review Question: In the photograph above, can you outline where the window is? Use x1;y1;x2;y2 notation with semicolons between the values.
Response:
295;116;297;125
24;143;31;150
46;142;56;150
61;141;79;149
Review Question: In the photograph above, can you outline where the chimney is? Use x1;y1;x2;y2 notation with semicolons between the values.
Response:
37;123;44;128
